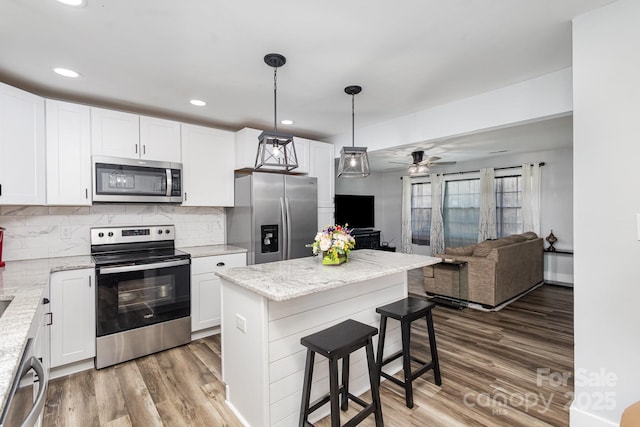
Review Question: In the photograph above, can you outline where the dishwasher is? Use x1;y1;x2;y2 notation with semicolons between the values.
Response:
0;338;48;427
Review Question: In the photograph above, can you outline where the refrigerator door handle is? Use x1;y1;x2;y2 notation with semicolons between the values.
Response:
280;197;287;259
285;197;292;259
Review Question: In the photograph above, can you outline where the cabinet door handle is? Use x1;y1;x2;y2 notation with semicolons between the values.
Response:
184;192;187;201
143;145;146;155
0;184;2;196
46;312;53;326
216;262;225;267
135;144;138;154
85;188;88;199
89;276;92;287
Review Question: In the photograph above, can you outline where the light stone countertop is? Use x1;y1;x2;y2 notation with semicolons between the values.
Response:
216;249;441;301
0;256;94;415
179;244;247;258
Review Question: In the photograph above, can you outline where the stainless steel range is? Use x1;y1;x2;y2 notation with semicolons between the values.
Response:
91;225;191;369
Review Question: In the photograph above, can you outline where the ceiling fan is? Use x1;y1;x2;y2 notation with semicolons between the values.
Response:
398;150;456;175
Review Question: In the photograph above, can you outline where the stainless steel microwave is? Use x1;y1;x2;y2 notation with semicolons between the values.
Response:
92;156;183;203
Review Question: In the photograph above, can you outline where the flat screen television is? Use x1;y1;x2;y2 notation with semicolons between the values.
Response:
335;194;375;229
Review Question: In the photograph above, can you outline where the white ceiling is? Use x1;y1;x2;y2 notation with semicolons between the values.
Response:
0;0;611;169
368;114;574;171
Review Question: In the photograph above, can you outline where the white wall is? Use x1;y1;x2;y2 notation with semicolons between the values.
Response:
329;68;573;153
0;204;225;261
334;167;404;249
572;0;640;425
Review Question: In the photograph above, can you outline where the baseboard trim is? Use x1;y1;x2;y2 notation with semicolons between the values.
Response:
570;403;619;427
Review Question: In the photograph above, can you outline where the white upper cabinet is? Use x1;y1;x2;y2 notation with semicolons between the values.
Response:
91;107;181;162
308;140;335;208
235;127;309;174
139;115;181;162
90;107;139;158
0;82;46;205
181;124;235;207
46;100;92;205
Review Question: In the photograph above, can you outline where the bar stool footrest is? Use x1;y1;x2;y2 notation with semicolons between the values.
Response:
306;394;333;417
343;404;376;427
379;350;403;368
380;371;405;387
411;362;435;381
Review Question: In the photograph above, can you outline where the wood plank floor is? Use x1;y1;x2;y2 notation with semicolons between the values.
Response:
43;277;573;427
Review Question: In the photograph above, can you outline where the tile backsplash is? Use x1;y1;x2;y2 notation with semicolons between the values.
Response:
0;205;225;261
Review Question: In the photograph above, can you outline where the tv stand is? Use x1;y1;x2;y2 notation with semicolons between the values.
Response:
351;229;380;250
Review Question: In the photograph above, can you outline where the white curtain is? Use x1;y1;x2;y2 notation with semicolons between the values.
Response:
400;176;413;254
522;163;541;235
430;174;445;256
478;167;497;242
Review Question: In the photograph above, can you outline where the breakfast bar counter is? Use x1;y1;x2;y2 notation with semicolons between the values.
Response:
216;250;440;427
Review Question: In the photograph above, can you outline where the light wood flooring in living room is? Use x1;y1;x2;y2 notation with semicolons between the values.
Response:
43;273;573;427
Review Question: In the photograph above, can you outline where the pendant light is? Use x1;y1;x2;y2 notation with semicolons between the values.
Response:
337;85;370;178
255;53;298;171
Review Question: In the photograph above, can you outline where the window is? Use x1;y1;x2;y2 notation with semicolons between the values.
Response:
444;179;479;247
411;182;431;245
496;176;523;237
408;173;525;248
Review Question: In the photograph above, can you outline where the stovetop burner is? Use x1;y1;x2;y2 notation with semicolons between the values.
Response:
92;248;190;267
90;225;190;266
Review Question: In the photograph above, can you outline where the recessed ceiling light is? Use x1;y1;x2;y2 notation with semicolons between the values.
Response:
190;99;207;107
53;67;80;78
56;0;86;6
280;119;294;125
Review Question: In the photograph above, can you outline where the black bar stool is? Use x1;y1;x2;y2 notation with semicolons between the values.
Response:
376;297;442;408
299;319;383;427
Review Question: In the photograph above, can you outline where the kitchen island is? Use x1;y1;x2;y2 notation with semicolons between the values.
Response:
216;249;440;427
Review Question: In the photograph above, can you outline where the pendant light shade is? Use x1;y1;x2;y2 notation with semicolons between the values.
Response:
337;85;370;178
255;53;298;171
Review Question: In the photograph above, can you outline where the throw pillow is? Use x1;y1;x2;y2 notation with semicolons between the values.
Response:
521;231;538;240
444;244;476;256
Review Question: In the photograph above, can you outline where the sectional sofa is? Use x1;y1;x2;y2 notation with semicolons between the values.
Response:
423;232;544;307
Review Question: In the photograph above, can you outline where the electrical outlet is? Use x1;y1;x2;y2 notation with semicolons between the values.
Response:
236;314;247;333
60;226;72;239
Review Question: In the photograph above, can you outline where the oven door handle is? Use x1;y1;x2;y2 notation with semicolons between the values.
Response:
98;259;190;275
0;339;48;427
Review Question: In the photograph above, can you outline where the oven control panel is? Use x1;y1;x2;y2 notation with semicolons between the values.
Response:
91;225;175;245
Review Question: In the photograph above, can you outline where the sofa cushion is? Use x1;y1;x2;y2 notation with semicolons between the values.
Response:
521;231;538;240
472;239;509;257
445;244;476;256
502;235;527;244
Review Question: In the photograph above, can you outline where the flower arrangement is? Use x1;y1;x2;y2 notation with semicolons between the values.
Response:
308;224;356;265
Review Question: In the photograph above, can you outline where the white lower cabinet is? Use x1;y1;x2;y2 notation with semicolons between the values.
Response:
191;253;246;335
50;269;96;368
33;284;51;380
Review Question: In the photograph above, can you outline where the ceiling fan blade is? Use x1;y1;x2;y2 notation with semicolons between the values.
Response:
424;156;441;163
429;161;456;166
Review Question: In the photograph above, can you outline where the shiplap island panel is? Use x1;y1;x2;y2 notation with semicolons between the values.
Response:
216;250;440;427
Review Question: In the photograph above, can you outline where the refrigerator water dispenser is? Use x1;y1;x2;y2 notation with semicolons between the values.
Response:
261;225;279;253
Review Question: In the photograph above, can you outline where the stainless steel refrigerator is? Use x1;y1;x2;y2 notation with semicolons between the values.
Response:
227;172;318;265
